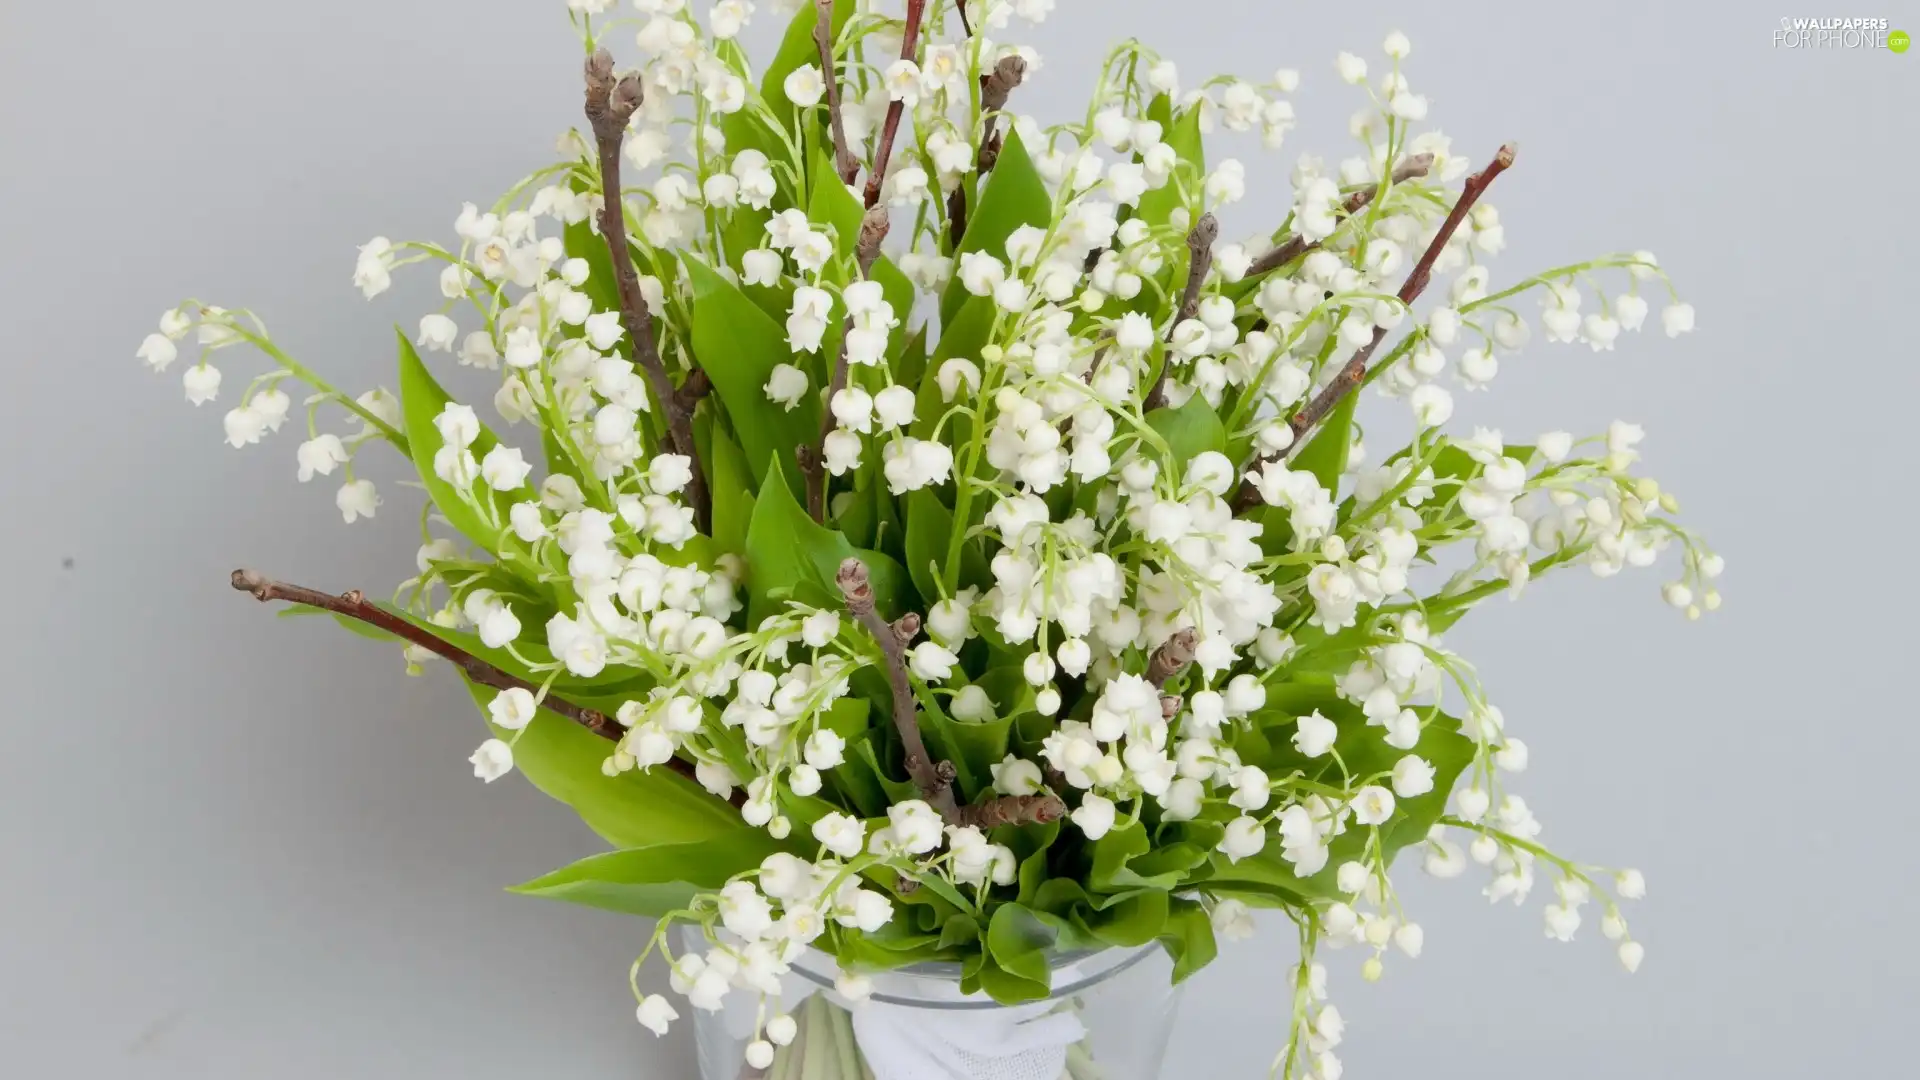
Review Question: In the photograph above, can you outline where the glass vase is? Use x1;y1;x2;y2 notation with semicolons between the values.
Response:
685;927;1185;1080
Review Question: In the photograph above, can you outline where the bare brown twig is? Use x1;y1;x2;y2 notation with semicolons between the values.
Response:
836;559;1065;828
1233;145;1515;513
975;54;1027;173
1141;214;1219;412
953;794;1065;830
1244;153;1435;279
862;0;930;209
837;558;956;816
229;570;703;786
814;0;859;185
948;55;1028;248
584;50;711;531
805;206;890;521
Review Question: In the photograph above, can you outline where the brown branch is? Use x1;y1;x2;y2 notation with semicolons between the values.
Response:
805;206;890;521
955;0;973;36
676;368;712;411
1146;628;1198;688
862;0;930;209
1244;153;1435;279
1142;214;1219;412
975;54;1027;173
584;50;710;532
814;0;859;185
948;55;1028;249
1233;145;1515;513
952;793;1066;830
945;190;967;253
836;558;958;817
229;570;705;787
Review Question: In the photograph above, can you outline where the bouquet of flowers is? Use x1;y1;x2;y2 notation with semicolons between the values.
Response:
137;1;1719;1077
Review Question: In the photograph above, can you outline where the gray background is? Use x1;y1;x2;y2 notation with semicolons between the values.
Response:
3;1;1913;1076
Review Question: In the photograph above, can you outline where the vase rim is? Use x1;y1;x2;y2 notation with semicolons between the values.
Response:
786;942;1160;1010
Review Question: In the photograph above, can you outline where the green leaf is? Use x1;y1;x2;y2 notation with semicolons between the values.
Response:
1210;689;1475;898
509;831;780;917
942;718;1016;805
1009;819;1062;906
710;41;783;174
1411;442;1535;491
1135;97;1204;230
1158;897;1219;983
1145;393;1228;465
837;926;947;973
1291;391;1358;499
974;953;1050;1004
835;483;876;549
1075;888;1171;949
463;681;741;850
707;422;756;557
1281;622;1379;679
806;147;917;364
892;324;929;389
902;691;978;796
974;666;1038;723
396;332;517;556
804;142;866;254
1261;388;1360;553
758;0;852;131
780;789;845;836
1028;877;1091;919
683;254;820;502
897;866;975;917
822;733;888;817
563;177;621;319
541;425;591;493
941;128;1050;325
939;914;983;951
853;736;921;804
1372;716;1477;857
903;487;987;603
819;697;871;741
912;293;998;442
986;902;1062;987
744;455;913;626
721;207;777;298
1087;819;1195;893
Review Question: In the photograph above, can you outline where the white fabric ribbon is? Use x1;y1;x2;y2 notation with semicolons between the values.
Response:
722;962;1087;1080
847;987;1085;1080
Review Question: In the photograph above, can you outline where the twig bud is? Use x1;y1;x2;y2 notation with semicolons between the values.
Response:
982;55;1027;112
610;74;645;121
835;557;876;615
231;568;270;599
585;48;615;92
1188;213;1220;256
1147;628;1199;688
